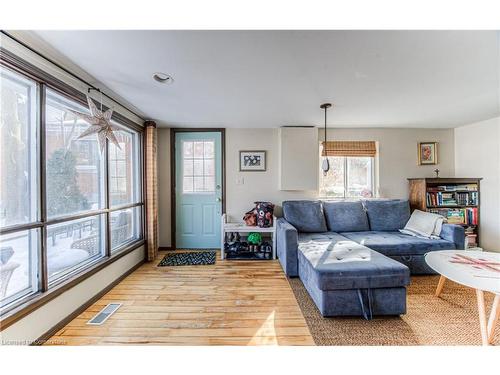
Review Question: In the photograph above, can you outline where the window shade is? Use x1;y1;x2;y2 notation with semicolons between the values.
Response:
321;141;376;157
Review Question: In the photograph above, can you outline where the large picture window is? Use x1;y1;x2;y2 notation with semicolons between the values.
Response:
0;63;144;314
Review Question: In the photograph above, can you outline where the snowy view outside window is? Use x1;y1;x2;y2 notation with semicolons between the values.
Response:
1;65;142;310
45;90;104;218
0;66;39;306
319;156;374;198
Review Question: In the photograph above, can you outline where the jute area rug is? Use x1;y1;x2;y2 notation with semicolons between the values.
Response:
288;275;499;346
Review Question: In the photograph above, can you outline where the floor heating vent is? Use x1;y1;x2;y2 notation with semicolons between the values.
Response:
87;303;122;325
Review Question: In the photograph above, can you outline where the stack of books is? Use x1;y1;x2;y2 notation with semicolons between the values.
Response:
465;226;478;248
426;189;478;207
466;207;478;225
470;191;478;205
426;191;457;206
446;209;466;224
428;207;478;225
453;184;478;191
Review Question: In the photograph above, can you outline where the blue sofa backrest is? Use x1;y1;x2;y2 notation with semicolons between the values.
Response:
362;199;410;231
282;200;328;233
322;201;370;232
282;199;412;233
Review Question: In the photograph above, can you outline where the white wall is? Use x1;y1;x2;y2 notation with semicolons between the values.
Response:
279;127;319;190
226;127;455;220
158;126;455;240
0;246;145;344
226;128;317;220
454;117;500;252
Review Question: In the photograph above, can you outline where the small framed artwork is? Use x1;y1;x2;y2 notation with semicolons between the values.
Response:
239;150;266;171
418;142;438;165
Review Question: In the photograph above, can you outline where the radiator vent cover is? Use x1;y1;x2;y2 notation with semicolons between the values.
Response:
87;303;121;325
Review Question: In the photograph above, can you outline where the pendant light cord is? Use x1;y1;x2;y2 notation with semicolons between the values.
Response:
324;106;327;147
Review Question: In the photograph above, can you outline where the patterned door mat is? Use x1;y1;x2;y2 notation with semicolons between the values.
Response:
158;251;216;266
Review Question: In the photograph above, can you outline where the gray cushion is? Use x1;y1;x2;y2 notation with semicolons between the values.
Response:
282;200;327;233
363;199;410;231
322;201;369;232
341;231;456;256
298;237;410;290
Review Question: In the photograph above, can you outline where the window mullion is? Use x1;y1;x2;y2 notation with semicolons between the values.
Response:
105;138;111;257
344;157;348;199
39;83;48;292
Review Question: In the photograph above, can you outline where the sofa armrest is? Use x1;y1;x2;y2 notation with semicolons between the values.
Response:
277;218;299;277
440;224;465;250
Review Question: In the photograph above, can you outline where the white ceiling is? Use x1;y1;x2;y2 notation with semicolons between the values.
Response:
29;30;500;128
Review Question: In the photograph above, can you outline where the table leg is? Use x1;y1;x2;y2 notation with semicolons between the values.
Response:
487;294;500;344
435;275;446;297
475;289;489;346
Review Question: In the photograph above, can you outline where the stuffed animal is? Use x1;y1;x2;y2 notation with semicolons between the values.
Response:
255;201;275;228
247;232;262;245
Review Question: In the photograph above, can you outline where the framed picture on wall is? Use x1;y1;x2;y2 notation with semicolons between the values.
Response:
418;142;438;165
239;150;266;171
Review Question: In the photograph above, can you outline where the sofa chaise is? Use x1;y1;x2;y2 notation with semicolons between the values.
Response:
277;199;465;317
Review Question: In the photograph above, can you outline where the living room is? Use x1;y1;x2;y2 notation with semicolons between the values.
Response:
1;2;499;374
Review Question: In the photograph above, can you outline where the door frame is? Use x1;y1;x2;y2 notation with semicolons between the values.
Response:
170;128;226;249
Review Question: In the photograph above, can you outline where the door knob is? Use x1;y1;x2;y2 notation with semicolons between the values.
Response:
216;197;222;202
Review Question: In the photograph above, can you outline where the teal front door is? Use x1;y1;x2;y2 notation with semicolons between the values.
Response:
175;131;223;249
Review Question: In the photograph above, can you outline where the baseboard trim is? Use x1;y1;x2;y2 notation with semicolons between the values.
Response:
158;246;173;251
31;259;145;346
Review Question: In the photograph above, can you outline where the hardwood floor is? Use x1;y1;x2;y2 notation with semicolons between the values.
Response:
46;251;314;345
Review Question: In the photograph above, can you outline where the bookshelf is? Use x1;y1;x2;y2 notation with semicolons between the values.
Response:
408;178;482;248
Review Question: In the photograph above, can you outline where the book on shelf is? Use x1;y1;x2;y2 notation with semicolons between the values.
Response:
428;207;478;225
426;190;478;207
465;233;478;248
431;184;478;192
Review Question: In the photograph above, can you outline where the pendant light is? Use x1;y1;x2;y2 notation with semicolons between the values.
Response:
320;103;332;176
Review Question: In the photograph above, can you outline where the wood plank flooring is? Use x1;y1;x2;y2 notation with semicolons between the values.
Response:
46;251;314;345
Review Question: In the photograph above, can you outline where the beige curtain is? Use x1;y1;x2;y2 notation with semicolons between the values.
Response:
321;141;377;157
144;121;159;261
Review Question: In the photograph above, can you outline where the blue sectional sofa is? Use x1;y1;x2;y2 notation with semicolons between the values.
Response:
277;199;465;318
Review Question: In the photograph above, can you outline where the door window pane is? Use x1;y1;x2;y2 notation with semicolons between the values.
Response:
0;66;39;227
194;141;204;157
47;215;105;283
182;140;216;193
193;159;203;175
45;89;104;218
204;159;215;175
109;128;140;207
110;207;142;252
0;229;39;308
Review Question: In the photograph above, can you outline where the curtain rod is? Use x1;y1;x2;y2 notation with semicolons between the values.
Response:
1;30;145;121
